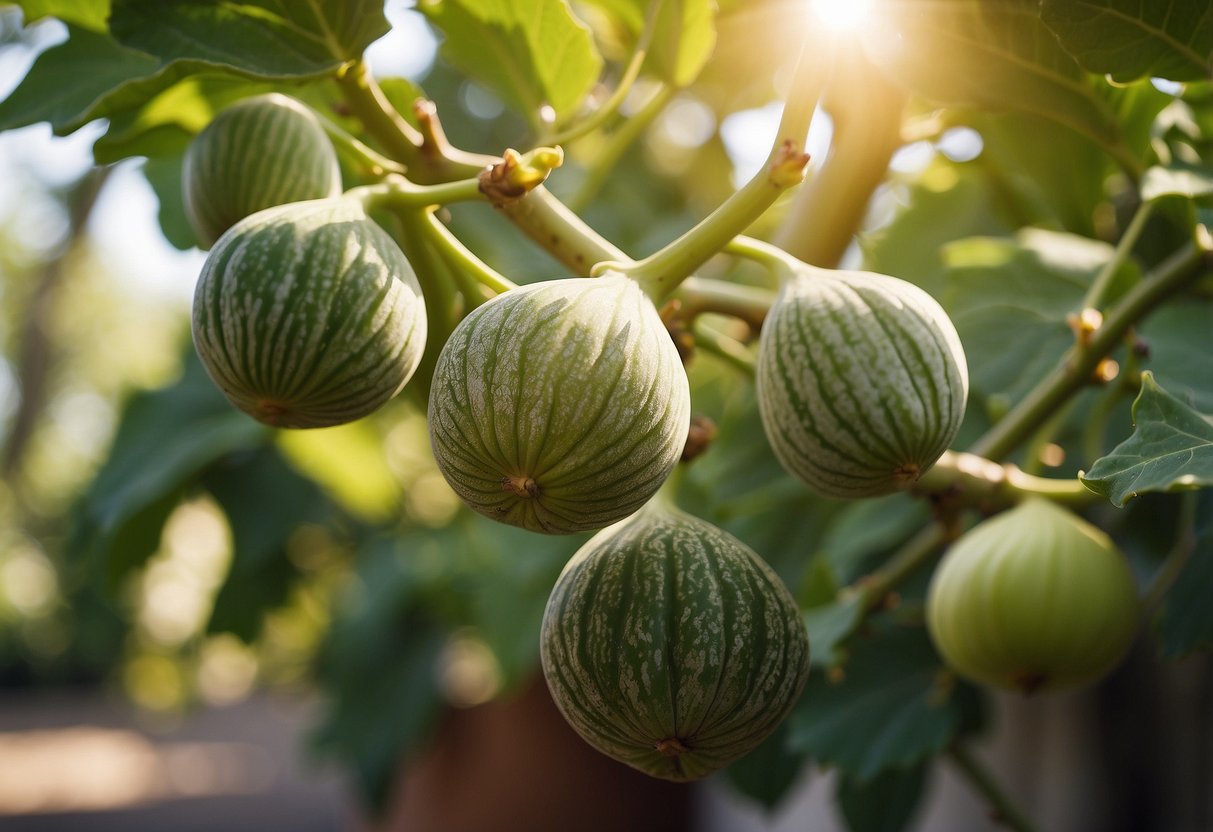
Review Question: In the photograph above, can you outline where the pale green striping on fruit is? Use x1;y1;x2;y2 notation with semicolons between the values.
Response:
427;273;690;534
184;93;342;248
756;266;968;499
540;500;810;782
926;498;1139;693
192;197;427;429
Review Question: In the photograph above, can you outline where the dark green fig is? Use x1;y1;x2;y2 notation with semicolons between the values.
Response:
540;499;810;781
192;197;426;428
183;93;342;248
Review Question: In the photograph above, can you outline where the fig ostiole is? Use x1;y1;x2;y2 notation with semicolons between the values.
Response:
757;264;969;499
926;498;1140;693
540;498;810;781
427;273;691;535
183;93;342;248
192;197;427;429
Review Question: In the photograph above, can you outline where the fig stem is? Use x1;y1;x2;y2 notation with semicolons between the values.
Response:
857;525;947;614
601;140;811;300
673;275;775;330
567;83;675;213
409;209;517;306
914;451;1100;509
347;174;486;211
1081;200;1155;312
724;235;800;284
335;60;427;167
690;319;756;376
592;40;824;300
311;108;407;177
336;59;630;275
948;744;1043;832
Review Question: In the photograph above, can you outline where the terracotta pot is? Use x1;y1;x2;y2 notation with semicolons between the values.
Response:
380;674;694;832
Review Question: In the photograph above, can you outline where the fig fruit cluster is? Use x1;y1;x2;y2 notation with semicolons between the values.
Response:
181;94;1138;788
192;197;427;428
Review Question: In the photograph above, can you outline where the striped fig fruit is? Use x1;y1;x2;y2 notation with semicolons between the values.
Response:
540;499;810;781
757;265;968;499
192;197;426;428
427;273;690;534
183;93;342;248
927;498;1139;693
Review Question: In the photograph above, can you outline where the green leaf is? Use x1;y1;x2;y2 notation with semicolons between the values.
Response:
419;0;603;129
0;23;158;132
787;621;973;779
943;229;1140;402
92;74;275;163
650;0;716;86
141;152;198;250
861;0;1129;165
69;350;271;586
1142;160;1213;202
1041;0;1213;83
312;538;446;808
837;764;928;832
1138;302;1213;414
862;157;1016;302
1081;372;1213;506
1158;491;1213;657
109;0;389;76
804;595;865;669
14;0;109;30
968;109;1116;237
202;446;335;641
584;0;716;87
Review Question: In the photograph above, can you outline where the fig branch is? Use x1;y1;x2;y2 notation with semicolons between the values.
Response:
312;107;407;177
948;743;1043;832
335;59;628;274
601;42;823;299
345;173;486;211
1081;200;1155;312
971;235;1212;462
772;40;905;269
913;451;1100;509
411;209;518;304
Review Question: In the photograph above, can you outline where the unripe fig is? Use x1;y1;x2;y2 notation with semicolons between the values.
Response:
757;265;968;499
540;500;810;781
192;197;426;428
927;499;1139;693
427;274;690;534
183;93;342;248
